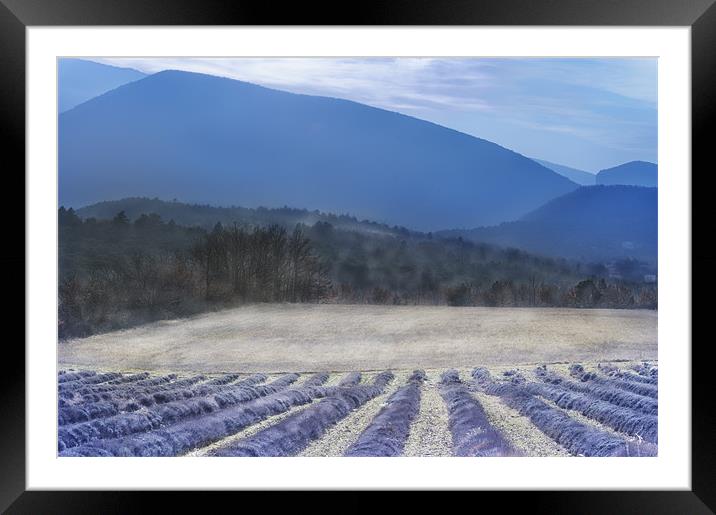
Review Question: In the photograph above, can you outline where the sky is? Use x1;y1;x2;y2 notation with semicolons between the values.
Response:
91;57;657;172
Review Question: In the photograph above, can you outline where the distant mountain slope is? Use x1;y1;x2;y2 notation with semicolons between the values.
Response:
596;161;657;187
58;59;146;113
439;185;657;264
75;197;413;236
534;159;595;186
59;70;578;231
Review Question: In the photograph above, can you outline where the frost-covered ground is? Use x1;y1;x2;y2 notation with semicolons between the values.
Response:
59;304;657;373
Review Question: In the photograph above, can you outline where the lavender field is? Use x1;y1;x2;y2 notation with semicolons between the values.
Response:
58;360;658;457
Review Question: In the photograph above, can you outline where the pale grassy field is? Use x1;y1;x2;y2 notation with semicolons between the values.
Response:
59;304;657;373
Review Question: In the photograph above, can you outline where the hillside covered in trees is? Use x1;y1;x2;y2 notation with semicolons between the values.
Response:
75;197;414;237
59;204;658;338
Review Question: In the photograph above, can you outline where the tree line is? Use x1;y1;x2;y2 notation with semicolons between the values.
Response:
58;208;329;338
58;207;657;339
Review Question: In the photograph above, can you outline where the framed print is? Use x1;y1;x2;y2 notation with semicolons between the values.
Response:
3;0;714;511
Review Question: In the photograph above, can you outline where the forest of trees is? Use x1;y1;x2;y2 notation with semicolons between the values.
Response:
58;207;657;339
59;208;329;338
188;221;331;303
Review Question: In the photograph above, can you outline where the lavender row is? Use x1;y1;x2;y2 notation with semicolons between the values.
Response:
123;375;211;406
535;366;657;416
58;401;120;426
203;373;243;386
209;371;395;457
520;375;657;443
58;374;266;425
472;368;657;457
70;373;178;395
343;370;424;457
104;372;151;385
631;362;658;379
60;374;183;404
57;372;123;393
60;377;344;456
57;370;96;384
302;372;330;387
597;364;658;386
69;375;205;404
570;365;657;398
338;372;362;387
440;370;517;457
59;373;153;401
58;373;299;451
131;373;266;409
59;373;179;400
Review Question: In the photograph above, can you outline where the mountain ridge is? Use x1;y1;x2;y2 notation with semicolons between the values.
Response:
59;69;578;231
438;185;657;264
58;58;146;113
596;160;657;187
73;196;416;237
533;158;596;186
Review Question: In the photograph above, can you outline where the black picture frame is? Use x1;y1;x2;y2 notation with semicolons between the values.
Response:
2;0;713;511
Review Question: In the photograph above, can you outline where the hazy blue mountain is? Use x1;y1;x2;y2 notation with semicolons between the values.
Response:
439;185;657;264
596;161;657;187
59;70;578;231
533;158;596;186
58;59;146;113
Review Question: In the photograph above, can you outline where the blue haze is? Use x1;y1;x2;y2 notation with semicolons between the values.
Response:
534;159;596;186
87;57;657;172
58;59;146;112
597;161;658;187
59;70;580;231
441;185;658;263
